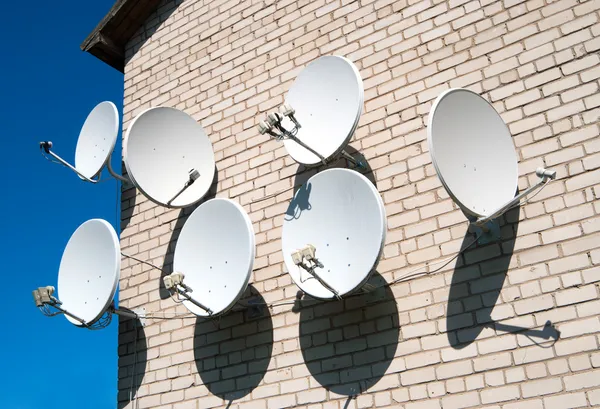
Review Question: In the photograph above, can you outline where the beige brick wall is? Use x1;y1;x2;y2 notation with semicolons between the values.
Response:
117;0;600;407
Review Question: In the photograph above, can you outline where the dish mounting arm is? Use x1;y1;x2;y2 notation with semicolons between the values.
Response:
33;286;88;325
39;141;99;183
163;272;213;315
39;141;131;184
107;153;131;183
167;169;201;207
474;167;557;227
257;105;366;168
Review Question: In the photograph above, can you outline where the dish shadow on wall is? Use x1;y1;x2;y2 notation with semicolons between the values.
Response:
290;144;376;194
295;272;400;396
193;285;273;403
117;316;147;409
446;206;560;349
158;166;219;300
286;145;376;221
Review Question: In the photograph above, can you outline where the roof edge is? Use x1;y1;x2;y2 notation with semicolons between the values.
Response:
81;0;162;73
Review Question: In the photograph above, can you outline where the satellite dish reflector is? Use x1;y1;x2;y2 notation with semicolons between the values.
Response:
75;102;119;179
428;88;556;242
57;219;120;326
282;168;386;300
39;102;128;183
428;89;519;219
171;198;255;316
257;56;366;168
124;107;216;208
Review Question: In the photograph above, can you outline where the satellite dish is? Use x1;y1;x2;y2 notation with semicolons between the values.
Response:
75;102;119;179
257;56;366;168
124;107;216;208
428;88;519;219
39;101;129;183
170;198;255;317
57;219;120;326
282;168;386;300
428;88;556;241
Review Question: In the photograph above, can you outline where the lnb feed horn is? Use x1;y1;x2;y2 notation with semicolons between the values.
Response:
163;272;213;315
39;101;130;184
257;120;272;135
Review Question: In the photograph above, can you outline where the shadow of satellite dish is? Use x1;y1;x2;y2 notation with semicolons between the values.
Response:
447;206;520;348
117;317;147;409
298;272;399;396
193;285;273;402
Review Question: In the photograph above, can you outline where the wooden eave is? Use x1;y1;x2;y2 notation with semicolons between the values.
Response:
80;0;161;72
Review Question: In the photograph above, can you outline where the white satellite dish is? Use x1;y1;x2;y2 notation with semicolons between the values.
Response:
282;168;386;300
257;56;366;168
124;107;216;208
169;198;255;317
57;219;120;326
428;88;556;240
39;101;129;183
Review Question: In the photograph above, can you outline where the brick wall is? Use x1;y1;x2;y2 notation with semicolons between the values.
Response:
117;0;600;407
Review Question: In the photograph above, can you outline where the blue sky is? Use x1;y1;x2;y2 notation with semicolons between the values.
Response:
0;1;125;408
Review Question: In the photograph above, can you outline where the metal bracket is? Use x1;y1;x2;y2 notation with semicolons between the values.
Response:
166;169;200;207
133;307;146;327
364;285;386;304
472;220;501;245
340;150;367;169
243;297;266;319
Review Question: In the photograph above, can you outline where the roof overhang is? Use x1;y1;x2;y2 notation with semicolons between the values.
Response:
81;0;161;73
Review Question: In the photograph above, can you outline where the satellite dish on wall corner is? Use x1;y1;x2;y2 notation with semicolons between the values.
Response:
428;88;556;244
31;219;120;329
124;106;216;208
282;168;386;300
168;198;255;317
39;101;130;184
256;55;367;169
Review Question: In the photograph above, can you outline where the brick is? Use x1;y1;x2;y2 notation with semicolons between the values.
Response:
555;285;598;306
543;392;588;408
521;377;563;397
441;391;480;409
480;385;520;404
400;367;436;386
555;335;598;356
559;125;599;146
474;353;513;372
